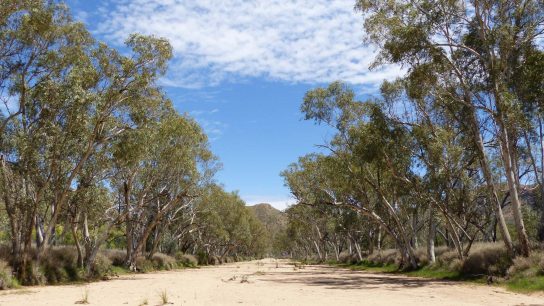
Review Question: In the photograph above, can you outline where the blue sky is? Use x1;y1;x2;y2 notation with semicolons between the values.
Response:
65;0;401;210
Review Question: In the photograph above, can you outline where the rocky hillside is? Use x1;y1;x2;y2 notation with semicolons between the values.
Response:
248;203;288;253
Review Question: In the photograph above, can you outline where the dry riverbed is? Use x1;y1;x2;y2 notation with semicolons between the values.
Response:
0;258;542;306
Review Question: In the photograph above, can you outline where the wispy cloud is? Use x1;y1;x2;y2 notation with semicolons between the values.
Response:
95;0;401;88
194;117;228;142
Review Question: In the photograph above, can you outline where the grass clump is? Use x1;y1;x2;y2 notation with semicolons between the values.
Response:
506;275;544;293
75;288;89;304
461;243;511;276
405;265;461;280
159;289;169;304
366;249;400;266
507;251;544;278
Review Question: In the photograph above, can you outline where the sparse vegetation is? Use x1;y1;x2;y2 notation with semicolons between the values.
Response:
75;288;89;304
159;290;169;305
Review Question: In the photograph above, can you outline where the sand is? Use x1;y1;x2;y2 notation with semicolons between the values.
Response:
0;258;542;306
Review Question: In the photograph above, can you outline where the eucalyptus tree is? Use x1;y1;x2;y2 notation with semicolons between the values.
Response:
381;78;497;261
283;85;423;268
355;0;544;256
193;184;267;260
0;1;174;282
116;110;214;270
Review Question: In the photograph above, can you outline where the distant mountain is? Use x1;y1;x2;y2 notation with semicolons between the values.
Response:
248;203;287;252
248;203;287;229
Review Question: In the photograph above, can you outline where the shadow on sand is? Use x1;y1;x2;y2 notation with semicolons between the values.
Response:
259;265;453;291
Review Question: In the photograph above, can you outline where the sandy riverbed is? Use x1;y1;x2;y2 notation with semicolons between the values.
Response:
0;258;542;306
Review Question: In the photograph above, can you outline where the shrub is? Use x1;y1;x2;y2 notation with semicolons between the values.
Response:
209;256;221;265
41;246;81;284
151;253;176;270
0;260;17;289
102;249;126;267
436;249;460;269
433;246;451;258
175;253;197;267
413;248;429;266
449;259;463;272
461;243;511;276
507;252;544;278
367;249;400;266
135;256;154;273
338;252;358;264
196;252;209;266
89;253;112;279
539;255;544;275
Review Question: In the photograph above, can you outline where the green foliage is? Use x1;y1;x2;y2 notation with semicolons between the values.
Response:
150;253;176;271
40;247;82;284
0;260;18;289
135;257;154;273
193;184;268;260
103;249;126;267
174;253;198;268
89;253;112;279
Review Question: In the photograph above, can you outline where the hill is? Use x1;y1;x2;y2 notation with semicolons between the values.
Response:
248;203;288;254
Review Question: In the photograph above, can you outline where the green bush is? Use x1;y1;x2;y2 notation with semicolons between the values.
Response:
89;253;113;279
41;247;81;284
196;252;209;266
0;260;17;289
175;252;198;267
135;256;154;272
151;253;176;270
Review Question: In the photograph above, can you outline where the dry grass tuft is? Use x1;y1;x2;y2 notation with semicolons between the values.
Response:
174;253;198;267
461;243;511;276
159;289;169;305
74;288;89;304
507;251;544;278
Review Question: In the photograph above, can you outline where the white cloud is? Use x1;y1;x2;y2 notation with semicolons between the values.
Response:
95;0;401;88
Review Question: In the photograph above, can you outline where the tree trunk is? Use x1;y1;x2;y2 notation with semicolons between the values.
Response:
468;104;514;256
499;122;530;256
70;217;84;268
427;205;436;264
